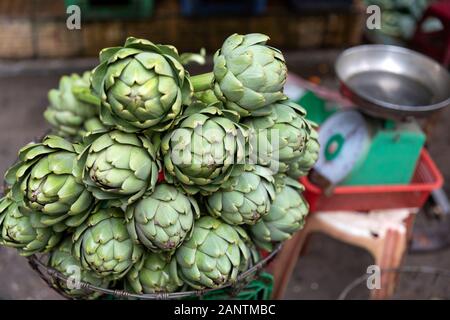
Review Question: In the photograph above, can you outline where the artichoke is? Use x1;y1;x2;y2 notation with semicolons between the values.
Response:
91;37;192;133
249;178;308;251
80;130;159;206
0;196;62;256
73;207;143;279
44;71;100;141
205;164;275;225
161;103;246;195
5;136;94;228
245;100;310;173
175;216;251;289
126;252;182;294
191;33;287;117
287;122;320;179
126;184;199;252
49;238;110;299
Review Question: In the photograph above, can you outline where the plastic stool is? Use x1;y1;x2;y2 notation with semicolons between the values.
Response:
270;208;417;299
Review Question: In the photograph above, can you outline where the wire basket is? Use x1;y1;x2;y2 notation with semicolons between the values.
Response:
1;141;282;300
27;243;282;300
339;266;450;300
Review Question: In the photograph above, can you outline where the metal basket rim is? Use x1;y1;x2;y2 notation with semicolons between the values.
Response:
27;243;282;300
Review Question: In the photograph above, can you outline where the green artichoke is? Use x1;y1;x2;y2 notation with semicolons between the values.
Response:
44;72;100;141
80;130;159;206
249;178;308;251
5;136;94;228
287;122;320;179
73;207;143;279
205;164;275;225
161;103;246;195
126;184;199;252
91;37;192;133
175;216;251;289
49;238;111;299
191;33;287;117
0;196;62;256
245;100;310;173
126;252;182;294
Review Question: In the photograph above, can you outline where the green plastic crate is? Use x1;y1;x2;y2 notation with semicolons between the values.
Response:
199;272;274;300
296;90;338;125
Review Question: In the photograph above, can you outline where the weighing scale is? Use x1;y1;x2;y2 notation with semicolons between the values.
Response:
311;45;450;187
315;109;425;186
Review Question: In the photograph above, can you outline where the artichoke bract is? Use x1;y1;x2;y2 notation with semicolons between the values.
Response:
0;197;62;256
245;100;310;173
191;33;287;117
287;122;320;179
205;164;275;225
83;117;108;135
5;136;95;229
126;252;182;294
44;72;100;141
249;178;308;251
161;104;246;195
49;238;110;299
193;89;221;106
126;184;199;252
91;37;192;133
73;207;143;279
80;130;159;206
175;216;251;289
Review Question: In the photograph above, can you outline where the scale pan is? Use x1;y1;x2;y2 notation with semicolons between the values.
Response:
335;45;450;120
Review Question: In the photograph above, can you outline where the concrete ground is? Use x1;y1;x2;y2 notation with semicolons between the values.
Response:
0;52;449;300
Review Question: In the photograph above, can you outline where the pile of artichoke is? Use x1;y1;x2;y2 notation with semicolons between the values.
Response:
0;34;319;298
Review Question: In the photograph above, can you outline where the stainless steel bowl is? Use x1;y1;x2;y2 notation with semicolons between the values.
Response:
335;45;450;120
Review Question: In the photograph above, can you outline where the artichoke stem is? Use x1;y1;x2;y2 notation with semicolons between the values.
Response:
191;72;214;92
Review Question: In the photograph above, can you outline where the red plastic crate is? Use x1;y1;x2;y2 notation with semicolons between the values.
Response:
301;149;443;212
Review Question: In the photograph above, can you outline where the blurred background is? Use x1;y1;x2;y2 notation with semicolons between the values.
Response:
0;0;365;58
0;0;450;299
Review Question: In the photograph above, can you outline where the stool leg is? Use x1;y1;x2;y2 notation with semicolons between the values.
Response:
371;229;407;299
404;213;416;242
271;222;312;299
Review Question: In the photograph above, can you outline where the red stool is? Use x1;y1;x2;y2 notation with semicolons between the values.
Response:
411;0;450;67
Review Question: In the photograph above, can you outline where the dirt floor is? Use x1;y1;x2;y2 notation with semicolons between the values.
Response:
0;52;449;300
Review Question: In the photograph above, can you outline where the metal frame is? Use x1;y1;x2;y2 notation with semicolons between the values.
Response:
27;243;282;300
